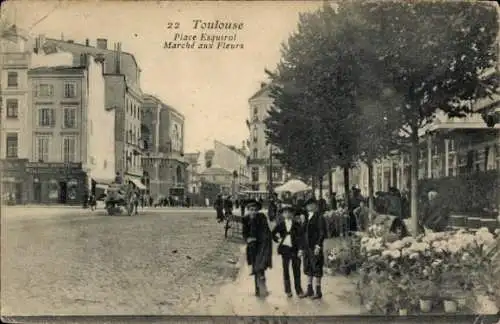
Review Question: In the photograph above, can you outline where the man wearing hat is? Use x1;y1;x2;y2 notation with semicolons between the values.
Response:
242;199;273;297
299;197;327;299
271;204;304;298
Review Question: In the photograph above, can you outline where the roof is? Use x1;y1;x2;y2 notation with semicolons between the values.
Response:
200;167;233;176
215;140;246;157
249;83;273;101
184;152;200;164
142;93;184;119
28;66;85;75
44;38;141;92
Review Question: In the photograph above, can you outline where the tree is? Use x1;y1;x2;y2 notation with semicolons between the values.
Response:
336;1;499;235
264;6;360;205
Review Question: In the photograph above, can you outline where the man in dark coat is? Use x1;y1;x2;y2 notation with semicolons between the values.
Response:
223;195;233;217
214;194;224;222
299;197;327;299
271;204;304;297
242;199;273;297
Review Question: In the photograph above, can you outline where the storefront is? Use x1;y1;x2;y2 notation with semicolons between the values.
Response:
0;159;28;205
25;162;87;205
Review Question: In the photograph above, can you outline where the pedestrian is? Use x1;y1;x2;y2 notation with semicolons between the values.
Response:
299;197;327;299
420;190;450;233
271;205;304;298
224;195;233;218
242;199;273;297
214;194;224;222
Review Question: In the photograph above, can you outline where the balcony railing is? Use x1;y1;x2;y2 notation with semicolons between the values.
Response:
1;52;30;65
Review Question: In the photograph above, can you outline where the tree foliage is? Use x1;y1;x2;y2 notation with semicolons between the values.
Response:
264;1;498;232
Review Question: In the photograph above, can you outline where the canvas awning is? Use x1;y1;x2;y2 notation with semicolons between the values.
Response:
274;179;311;194
128;177;147;190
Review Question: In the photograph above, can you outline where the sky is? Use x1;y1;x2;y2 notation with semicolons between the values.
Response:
3;0;321;153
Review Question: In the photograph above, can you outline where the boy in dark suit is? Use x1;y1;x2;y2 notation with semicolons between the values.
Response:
271;205;304;298
299;197;327;299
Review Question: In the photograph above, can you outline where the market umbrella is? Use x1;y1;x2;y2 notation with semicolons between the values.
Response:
274;179;311;194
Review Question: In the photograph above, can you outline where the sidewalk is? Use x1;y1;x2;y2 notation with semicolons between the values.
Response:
207;243;362;316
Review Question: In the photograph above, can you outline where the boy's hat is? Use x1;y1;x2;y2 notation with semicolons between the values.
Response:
279;204;295;213
304;197;317;206
246;199;262;210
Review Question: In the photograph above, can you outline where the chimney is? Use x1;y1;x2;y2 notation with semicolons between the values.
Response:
115;42;121;74
94;53;105;68
85;38;89;46
67;40;74;43
260;82;266;88
96;38;107;50
80;53;89;67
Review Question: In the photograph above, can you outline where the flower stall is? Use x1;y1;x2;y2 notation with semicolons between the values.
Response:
328;224;500;315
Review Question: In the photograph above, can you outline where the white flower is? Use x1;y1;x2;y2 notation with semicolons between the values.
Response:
387;240;405;251
409;252;420;260
432;259;443;267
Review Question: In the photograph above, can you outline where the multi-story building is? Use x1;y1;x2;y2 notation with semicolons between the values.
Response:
212;140;249;193
199;167;234;195
0;25;32;203
247;83;287;192
185;152;202;194
23;44;116;204
43;37;145;189
141;94;187;199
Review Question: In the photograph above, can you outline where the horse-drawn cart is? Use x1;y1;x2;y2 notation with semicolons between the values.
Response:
104;183;134;216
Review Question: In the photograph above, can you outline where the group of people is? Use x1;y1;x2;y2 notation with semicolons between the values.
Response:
241;197;327;299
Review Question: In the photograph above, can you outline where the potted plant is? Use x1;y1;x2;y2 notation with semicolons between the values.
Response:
418;280;436;313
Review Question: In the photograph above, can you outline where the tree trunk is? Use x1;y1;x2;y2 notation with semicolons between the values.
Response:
367;160;374;221
343;165;350;210
410;128;420;237
328;169;333;208
319;175;324;199
311;176;317;198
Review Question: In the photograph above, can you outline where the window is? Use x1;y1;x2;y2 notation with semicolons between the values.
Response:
6;133;18;158
64;82;76;98
7;72;18;88
253;148;258;159
251;167;259;182
6;99;18;118
35;84;54;97
38;108;55;127
272;167;282;181
36;136;50;162
63;136;76;162
253;107;258;116
253;127;258;142
63;107;77;128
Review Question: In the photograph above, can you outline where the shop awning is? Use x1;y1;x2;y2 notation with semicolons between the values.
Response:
129;178;147;190
92;177;114;185
96;184;109;190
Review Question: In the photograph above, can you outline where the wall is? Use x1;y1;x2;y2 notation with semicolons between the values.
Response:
29;71;84;163
124;90;142;176
169;108;184;153
104;74;126;173
87;55;115;182
1;33;31;160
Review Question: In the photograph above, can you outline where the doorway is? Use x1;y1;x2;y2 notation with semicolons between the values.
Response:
34;182;42;203
59;181;67;204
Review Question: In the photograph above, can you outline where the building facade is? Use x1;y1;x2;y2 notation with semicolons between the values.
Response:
24;44;116;204
247;84;287;192
141;94;187;199
212;140;249;193
185;152;202;194
44;37;144;188
0;26;32;203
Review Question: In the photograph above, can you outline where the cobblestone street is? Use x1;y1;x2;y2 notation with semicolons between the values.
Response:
1;207;241;315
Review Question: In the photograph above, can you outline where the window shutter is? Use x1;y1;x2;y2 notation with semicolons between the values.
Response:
51;109;56;127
